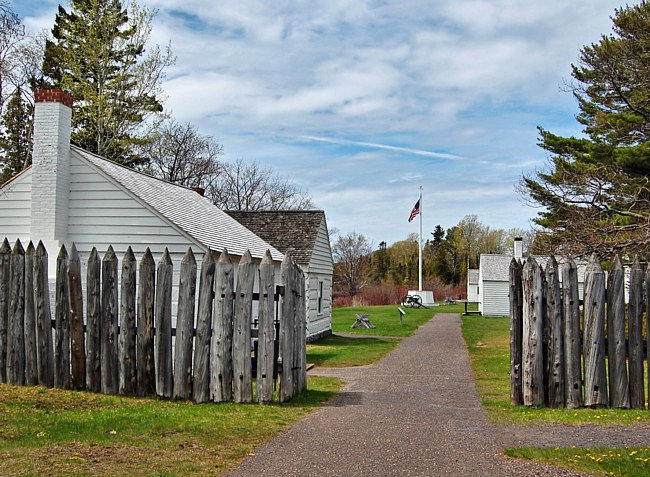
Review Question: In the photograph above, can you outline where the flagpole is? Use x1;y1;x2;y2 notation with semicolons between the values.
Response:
418;185;423;291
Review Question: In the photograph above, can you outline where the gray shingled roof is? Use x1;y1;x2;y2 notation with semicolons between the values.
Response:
480;254;586;282
73;146;283;261
226;210;326;265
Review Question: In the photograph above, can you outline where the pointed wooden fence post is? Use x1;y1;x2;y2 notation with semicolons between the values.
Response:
522;257;544;406
137;248;156;397
544;256;564;407
606;255;629;408
193;251;215;403
68;244;86;391
583;254;608;407
7;239;25;385
54;244;70;389
562;259;582;408
24;242;38;386
257;250;275;403
233;250;255;403
101;246;118;394
155;249;173;398
86;247;101;392
211;249;234;403
0;238;10;383
509;258;523;405
34;241;53;387
173;248;197;400
628;256;645;409
119;247;137;395
280;253;295;403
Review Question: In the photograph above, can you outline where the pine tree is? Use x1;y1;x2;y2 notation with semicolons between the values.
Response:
0;87;32;183
42;0;173;167
521;2;650;257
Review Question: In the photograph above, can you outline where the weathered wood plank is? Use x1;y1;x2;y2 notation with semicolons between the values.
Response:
193;251;215;403
257;250;275;403
646;262;650;406
562;259;582;408
233;250;255;403
155;249;173;398
137;248;156;397
210;249;234;403
0;238;11;383
24;242;37;386
522;257;544;407
545;256;564;408
34;241;53;387
101;246;119;394
606;255;629;408
627;256;645;409
86;247;101;392
280;253;295;403
297;262;307;394
509;258;523;405
7;239;25;385
54;245;70;389
68;244;86;391
173;248;197;400
583;254;608;408
118;247;137;395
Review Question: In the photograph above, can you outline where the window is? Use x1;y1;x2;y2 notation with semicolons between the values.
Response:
318;281;324;314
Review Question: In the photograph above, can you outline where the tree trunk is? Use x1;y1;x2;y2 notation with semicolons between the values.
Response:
509;258;523;405
545;256;564;407
627;256;645;409
193;251;215;403
211;249;234;403
136;248;156;397
68;244;86;391
583;254;608;407
118;247;137;395
562;259;582;408
606;255;629;408
173;248;197;400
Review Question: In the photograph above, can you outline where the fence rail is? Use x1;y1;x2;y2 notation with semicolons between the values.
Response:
0;238;307;404
510;254;649;409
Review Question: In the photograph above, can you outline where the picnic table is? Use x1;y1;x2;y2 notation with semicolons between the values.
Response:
457;300;480;315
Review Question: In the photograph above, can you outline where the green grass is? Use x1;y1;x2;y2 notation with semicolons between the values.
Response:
461;315;650;425
307;335;400;367
0;377;341;476
332;303;464;337
504;446;650;477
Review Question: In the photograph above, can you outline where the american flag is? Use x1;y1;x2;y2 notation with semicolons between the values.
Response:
408;199;420;222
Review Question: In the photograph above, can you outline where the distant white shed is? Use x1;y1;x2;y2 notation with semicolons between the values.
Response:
467;268;479;302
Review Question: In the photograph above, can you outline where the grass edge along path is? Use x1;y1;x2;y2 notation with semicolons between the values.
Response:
461;314;650;426
504;446;650;477
0;376;341;476
307;335;400;367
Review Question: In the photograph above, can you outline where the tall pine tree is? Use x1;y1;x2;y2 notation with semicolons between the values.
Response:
42;0;173;167
0;87;32;183
521;2;650;257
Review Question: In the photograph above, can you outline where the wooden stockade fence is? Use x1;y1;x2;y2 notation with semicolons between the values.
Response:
510;254;649;409
0;238;307;404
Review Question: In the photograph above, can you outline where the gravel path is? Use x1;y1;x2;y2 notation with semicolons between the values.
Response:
228;313;649;476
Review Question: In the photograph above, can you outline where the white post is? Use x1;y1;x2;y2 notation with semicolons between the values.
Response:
418;185;423;292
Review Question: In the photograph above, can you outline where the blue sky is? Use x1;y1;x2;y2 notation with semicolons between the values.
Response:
14;0;619;246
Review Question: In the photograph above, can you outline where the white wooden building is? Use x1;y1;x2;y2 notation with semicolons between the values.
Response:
0;89;300;330
466;268;479;302
226;211;333;341
478;238;586;316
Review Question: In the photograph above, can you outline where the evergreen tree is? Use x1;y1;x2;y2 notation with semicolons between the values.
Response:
0;87;32;183
521;2;650;257
42;0;173;167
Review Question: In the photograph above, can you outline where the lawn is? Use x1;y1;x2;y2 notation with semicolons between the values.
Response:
505;447;650;477
332;302;465;337
307;335;400;367
0;377;340;476
461;315;650;425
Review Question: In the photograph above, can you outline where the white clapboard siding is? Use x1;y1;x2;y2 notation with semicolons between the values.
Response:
480;281;510;316
305;219;333;336
0;169;32;244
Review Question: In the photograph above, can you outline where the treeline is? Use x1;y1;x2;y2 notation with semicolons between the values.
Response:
332;215;533;305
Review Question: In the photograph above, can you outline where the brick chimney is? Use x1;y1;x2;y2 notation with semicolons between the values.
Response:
31;89;73;255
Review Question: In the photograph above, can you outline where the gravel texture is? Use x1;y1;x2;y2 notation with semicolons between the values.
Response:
227;313;648;476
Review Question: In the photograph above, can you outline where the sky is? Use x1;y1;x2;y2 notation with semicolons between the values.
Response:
14;0;621;247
